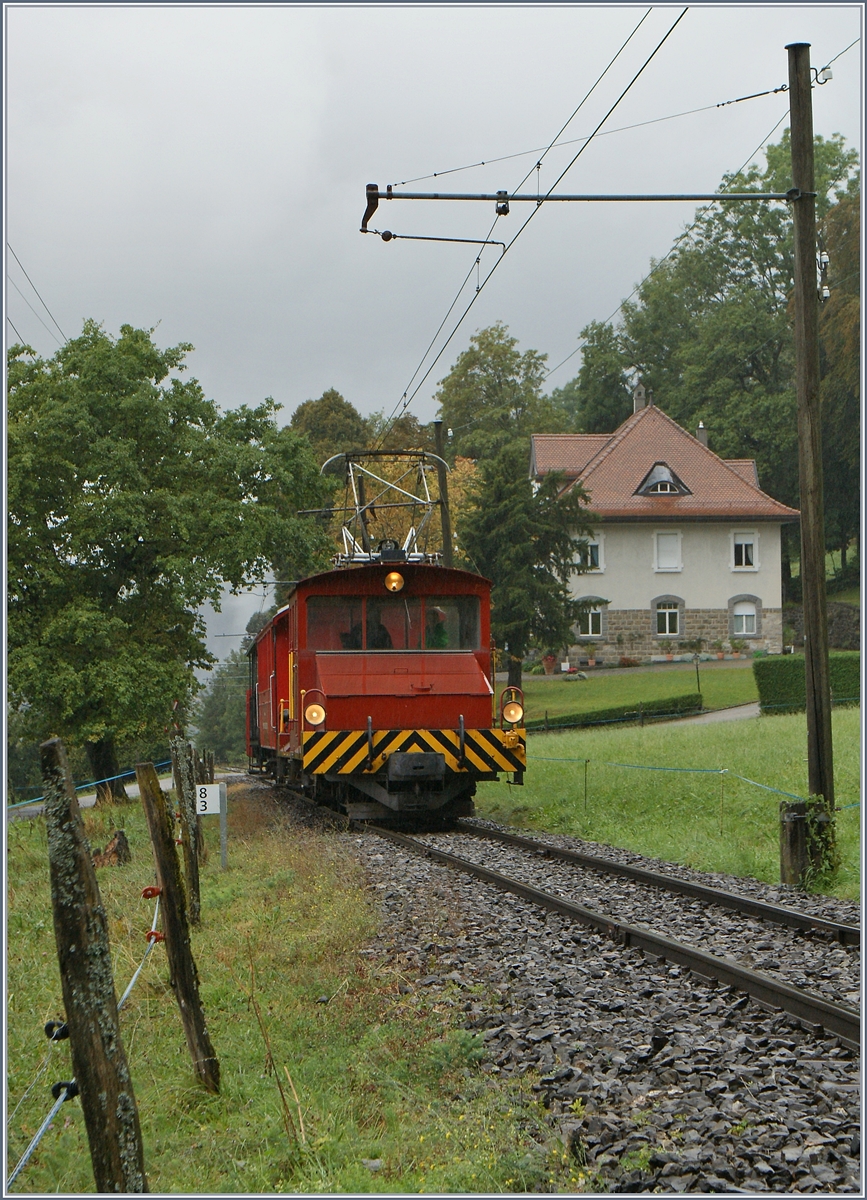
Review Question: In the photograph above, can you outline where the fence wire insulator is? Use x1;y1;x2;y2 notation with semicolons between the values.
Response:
141;886;162;899
44;1021;69;1042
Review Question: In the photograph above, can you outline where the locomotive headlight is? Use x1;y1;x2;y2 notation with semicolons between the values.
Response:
503;700;524;725
304;703;326;726
384;571;404;593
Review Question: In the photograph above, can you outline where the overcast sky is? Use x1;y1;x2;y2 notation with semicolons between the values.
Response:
5;2;862;661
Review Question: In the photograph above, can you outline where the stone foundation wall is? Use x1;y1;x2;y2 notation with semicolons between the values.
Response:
567;608;784;664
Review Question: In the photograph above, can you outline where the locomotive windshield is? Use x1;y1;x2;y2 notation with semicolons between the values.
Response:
306;595;479;651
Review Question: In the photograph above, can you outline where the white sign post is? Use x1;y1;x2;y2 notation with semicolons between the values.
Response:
196;782;228;870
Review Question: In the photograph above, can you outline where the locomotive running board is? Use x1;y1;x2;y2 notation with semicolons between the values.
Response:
303;727;526;775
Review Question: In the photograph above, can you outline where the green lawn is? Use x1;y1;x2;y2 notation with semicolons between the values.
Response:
7;788;573;1194
502;664;757;723
477;706;860;900
828;585;860;607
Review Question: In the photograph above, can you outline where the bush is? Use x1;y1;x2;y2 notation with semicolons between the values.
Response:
525;692;702;732
752;651;860;714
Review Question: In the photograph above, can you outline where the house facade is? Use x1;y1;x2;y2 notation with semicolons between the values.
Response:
530;389;800;662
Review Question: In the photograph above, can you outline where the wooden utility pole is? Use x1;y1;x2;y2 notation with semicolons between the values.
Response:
41;738;148;1192
136;762;220;1092
433;421;454;567
786;43;835;837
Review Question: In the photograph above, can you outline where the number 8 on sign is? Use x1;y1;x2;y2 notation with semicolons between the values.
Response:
197;784;221;814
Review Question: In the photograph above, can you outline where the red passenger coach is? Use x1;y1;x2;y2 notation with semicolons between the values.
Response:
246;559;526;821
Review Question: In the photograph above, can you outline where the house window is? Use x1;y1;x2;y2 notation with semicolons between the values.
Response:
728;594;762;638
654;531;681;571
648;480;678;494
574;533;604;572
733;532;757;569
577;608;602;636
579;543;600;570
656;602;679;635
732;601;756;635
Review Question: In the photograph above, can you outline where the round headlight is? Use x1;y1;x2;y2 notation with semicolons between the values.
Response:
304;703;326;726
503;701;524;725
384;571;404;592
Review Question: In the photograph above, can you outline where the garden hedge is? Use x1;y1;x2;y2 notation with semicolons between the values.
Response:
752;651;860;715
524;692;703;732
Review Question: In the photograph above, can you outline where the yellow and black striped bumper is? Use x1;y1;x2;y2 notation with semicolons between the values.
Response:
302;728;526;775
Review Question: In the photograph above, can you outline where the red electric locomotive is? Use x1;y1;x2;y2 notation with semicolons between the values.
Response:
245;554;526;822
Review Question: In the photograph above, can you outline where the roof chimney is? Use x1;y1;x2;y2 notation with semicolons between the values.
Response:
696;421;708;447
633;381;647;412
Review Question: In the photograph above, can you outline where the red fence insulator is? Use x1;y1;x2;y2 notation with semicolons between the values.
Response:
146;930;165;943
141;886;162;899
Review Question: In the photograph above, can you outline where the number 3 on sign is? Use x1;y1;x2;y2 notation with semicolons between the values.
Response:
197;784;221;815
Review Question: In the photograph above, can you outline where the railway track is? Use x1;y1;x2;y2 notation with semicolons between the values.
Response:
455;819;861;946
371;825;860;1048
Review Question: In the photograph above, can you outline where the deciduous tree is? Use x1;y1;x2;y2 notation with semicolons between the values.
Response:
7;321;330;799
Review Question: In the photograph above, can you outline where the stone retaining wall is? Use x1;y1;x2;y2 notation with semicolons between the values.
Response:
784;602;860;651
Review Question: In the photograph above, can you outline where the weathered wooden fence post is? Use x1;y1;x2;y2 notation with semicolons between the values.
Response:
136;762;220;1093
780;800;808;886
41;738;148;1192
170;735;201;925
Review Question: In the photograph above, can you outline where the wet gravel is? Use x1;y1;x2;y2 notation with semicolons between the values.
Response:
412;826;861;1009
272;788;861;1193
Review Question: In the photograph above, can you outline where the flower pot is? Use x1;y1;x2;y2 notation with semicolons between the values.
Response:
542;657;556;675
716;652;724;660
665;653;673;661
587;657;596;668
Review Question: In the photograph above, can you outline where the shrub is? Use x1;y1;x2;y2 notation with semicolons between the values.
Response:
525;693;702;732
752;651;860;714
618;656;640;668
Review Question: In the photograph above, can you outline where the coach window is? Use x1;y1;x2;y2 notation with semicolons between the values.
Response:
424;597;480;650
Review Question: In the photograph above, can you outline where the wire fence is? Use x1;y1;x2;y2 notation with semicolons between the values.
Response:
526;751;860;810
525;695;860;734
6;895;162;1191
7;761;173;810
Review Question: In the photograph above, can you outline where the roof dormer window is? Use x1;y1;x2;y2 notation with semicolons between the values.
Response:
636;462;691;496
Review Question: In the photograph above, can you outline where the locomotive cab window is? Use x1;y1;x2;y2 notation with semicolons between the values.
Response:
424;597;480;650
306;596;363;650
306;594;479;651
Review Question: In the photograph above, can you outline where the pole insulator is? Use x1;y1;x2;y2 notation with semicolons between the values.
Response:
145;930;165;944
141;886;162;899
51;1080;80;1101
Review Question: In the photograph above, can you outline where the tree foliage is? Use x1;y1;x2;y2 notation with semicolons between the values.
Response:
459;443;595;684
192;650;249;764
553;132;860;577
7;321;331;796
289;387;369;465
436;322;561;461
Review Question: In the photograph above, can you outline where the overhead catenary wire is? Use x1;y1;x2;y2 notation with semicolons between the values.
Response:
392;36;859;190
541;34;860;379
6;275;63;346
7;314;27;344
374;6;673;447
543;107;792;379
376;7;690;443
6;243;68;341
374;7;652;442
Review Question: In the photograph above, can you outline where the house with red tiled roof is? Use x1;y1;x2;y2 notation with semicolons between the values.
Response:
530;386;800;662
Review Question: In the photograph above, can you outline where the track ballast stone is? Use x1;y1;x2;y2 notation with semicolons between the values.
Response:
347;822;860;1194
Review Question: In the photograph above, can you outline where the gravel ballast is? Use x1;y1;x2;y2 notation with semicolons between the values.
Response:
273;788;861;1193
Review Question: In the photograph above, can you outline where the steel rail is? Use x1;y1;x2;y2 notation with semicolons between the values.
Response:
456;821;861;946
372;827;860;1047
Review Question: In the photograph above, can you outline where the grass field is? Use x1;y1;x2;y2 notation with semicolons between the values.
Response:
6;789;575;1195
500;663;758;724
477;706;861;901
